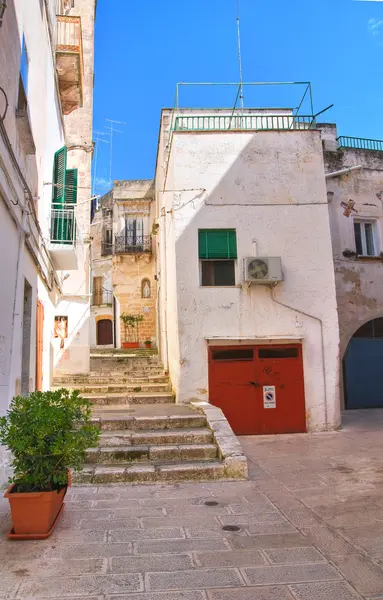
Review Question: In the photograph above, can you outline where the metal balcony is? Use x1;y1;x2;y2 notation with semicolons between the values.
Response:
49;203;78;269
55;15;84;115
114;235;152;255
92;290;113;306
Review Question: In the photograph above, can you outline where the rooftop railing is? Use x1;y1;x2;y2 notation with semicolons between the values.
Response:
173;114;316;132
337;136;383;152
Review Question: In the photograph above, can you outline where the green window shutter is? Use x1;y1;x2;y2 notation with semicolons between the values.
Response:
198;229;237;259
65;169;78;205
52;146;67;204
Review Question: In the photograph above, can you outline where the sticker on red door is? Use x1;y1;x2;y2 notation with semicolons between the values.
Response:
263;386;276;409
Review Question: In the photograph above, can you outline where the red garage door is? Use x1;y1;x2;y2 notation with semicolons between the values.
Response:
208;345;306;435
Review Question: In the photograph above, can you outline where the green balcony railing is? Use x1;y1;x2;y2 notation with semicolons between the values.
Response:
337;136;383;152
50;203;76;245
173;114;316;132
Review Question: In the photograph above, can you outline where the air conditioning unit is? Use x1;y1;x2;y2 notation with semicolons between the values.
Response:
244;257;283;284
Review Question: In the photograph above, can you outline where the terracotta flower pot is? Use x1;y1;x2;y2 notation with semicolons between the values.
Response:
144;342;151;349
122;342;139;349
5;484;67;536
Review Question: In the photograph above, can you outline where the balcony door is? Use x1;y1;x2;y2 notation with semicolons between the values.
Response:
125;217;143;250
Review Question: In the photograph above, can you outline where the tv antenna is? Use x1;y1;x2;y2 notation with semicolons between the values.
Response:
105;118;126;187
236;0;244;109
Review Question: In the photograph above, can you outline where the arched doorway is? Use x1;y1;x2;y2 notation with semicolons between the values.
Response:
344;317;383;409
97;319;113;346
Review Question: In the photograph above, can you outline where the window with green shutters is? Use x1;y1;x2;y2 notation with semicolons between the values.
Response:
198;229;237;260
51;147;78;244
198;229;237;286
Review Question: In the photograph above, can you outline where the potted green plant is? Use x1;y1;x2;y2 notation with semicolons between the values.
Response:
0;389;100;540
120;313;144;349
144;339;152;349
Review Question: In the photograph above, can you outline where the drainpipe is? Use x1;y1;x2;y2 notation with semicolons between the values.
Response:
8;210;27;404
325;165;363;179
270;288;329;430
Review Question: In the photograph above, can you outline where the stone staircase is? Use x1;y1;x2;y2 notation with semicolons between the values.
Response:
52;350;247;484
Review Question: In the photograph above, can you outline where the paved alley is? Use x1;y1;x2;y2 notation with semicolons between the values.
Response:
1;410;383;599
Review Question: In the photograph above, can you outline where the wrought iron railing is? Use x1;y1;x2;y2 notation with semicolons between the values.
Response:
92;290;113;306
337;136;383;152
114;235;152;254
50;203;76;244
173;114;316;132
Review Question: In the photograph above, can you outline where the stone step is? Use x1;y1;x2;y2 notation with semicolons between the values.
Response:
84;393;175;407
73;460;225;484
53;383;172;394
85;443;218;464
90;349;158;356
53;374;169;386
92;413;207;432
99;427;214;447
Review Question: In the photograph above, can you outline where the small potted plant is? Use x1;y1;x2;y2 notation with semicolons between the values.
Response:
144;339;152;349
120;313;144;349
0;389;100;539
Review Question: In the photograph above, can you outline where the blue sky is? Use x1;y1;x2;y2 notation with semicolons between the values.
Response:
92;0;383;192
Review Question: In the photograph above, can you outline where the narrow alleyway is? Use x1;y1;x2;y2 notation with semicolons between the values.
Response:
1;410;383;598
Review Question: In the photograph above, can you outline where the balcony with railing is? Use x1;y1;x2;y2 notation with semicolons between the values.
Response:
337;136;383;152
92;290;113;307
114;235;152;255
55;15;84;115
49;203;78;269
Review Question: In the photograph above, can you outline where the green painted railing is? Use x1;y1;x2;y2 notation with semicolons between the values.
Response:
337;136;383;152
173;114;316;132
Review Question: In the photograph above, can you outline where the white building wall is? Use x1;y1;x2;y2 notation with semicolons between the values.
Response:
158;121;340;431
0;0;64;482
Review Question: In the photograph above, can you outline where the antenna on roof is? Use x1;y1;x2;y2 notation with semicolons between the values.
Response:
105;119;126;189
236;0;244;109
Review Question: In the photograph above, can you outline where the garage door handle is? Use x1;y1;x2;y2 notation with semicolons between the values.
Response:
249;381;260;387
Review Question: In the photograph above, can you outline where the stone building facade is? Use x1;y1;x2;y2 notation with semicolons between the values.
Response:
90;180;157;348
321;124;383;410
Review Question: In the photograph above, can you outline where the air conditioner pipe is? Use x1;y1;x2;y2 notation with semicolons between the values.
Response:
325;165;363;179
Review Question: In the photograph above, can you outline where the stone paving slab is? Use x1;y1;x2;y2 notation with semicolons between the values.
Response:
288;581;364;599
207;588;294;600
146;567;245;590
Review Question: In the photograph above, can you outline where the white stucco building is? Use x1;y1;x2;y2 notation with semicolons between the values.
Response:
155;109;340;434
0;0;95;481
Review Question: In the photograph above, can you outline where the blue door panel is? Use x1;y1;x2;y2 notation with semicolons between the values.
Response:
344;338;383;409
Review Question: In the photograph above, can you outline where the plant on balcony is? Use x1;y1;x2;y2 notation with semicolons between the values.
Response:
120;313;144;349
144;339;152;349
0;389;100;539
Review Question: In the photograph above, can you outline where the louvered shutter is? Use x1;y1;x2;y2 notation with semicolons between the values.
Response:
52;146;67;204
65;168;78;205
198;230;237;259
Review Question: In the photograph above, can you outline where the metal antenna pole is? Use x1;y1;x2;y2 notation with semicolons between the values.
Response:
92;131;109;195
105;119;126;189
236;0;244;110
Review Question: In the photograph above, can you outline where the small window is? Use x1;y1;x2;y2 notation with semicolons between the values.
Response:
212;349;253;361
201;260;235;286
199;229;237;287
258;348;299;359
354;220;378;256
